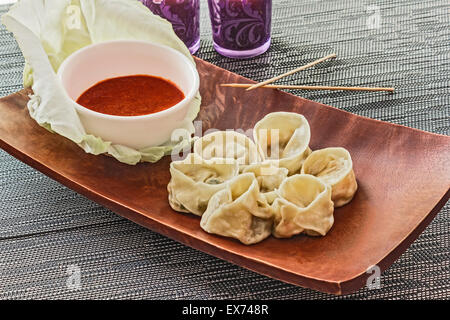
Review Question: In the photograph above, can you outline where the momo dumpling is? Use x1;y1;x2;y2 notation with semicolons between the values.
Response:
272;174;334;238
200;173;273;245
301;147;357;207
194;131;262;168
253;112;311;175
168;153;239;216
242;162;289;204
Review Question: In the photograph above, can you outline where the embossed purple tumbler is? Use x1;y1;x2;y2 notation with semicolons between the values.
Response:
207;0;272;58
141;0;200;54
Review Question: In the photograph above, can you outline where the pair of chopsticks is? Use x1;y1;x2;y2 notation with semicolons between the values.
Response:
221;53;395;93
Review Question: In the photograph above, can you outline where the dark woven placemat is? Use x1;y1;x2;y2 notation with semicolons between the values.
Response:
0;0;449;300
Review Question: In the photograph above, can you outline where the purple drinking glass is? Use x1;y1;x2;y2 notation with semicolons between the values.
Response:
207;0;272;58
141;0;200;54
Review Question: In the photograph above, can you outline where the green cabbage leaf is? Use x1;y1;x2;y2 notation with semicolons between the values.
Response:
2;0;201;165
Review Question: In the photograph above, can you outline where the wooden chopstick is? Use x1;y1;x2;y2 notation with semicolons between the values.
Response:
245;53;337;91
221;83;395;93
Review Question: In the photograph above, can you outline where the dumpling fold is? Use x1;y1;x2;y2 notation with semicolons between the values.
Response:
272;174;334;238
200;173;273;245
193;131;262;169
168;153;239;216
242;161;289;204
253;112;311;175
301;147;357;207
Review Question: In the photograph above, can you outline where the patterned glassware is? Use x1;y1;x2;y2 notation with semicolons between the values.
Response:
141;0;200;54
207;0;272;58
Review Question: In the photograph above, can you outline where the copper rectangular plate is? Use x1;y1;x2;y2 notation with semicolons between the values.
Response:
1;58;449;295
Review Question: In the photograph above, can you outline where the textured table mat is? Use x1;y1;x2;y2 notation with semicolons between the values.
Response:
1;0;449;299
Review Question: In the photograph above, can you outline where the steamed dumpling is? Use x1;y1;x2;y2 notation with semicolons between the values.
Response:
200;173;273;245
272;174;334;238
242;162;289;204
301;147;357;207
168;153;239;216
253;112;311;175
193;131;262;168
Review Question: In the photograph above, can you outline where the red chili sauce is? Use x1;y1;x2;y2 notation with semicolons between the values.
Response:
76;75;185;116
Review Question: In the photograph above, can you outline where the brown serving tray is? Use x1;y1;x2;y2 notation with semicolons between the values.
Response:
1;58;449;295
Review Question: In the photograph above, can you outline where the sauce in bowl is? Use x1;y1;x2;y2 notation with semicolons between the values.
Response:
76;75;185;116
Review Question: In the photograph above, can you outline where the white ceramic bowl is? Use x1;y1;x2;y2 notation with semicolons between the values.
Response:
57;40;199;150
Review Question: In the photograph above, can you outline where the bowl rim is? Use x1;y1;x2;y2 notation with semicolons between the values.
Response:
57;39;199;121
